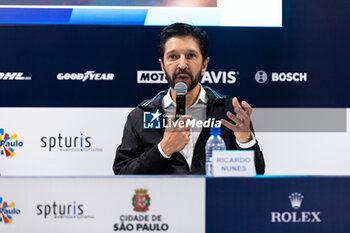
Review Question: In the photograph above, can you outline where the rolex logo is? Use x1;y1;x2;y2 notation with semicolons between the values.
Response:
289;192;304;210
271;192;321;223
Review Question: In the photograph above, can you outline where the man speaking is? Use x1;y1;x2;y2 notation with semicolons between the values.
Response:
113;23;265;175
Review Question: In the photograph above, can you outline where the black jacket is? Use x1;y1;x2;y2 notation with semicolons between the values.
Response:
113;86;265;175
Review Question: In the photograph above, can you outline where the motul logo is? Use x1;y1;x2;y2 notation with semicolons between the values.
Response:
137;71;166;83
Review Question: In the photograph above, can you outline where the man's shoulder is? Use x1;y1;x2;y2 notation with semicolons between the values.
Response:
202;85;232;104
203;85;230;100
138;89;167;110
127;89;167;118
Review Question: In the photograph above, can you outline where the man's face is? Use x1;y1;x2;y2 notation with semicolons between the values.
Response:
159;36;209;92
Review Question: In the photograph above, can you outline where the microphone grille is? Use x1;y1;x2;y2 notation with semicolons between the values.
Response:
174;82;188;95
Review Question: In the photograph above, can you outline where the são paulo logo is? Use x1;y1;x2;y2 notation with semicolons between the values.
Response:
0;128;23;158
0;196;21;224
113;189;169;232
271;192;321;223
133;189;151;212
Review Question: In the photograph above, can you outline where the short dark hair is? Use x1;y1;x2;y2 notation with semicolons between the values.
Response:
158;23;209;61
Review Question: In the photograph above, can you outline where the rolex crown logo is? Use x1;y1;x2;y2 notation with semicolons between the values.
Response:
289;192;304;210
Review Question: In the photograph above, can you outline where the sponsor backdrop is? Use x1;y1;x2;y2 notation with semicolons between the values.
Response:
1;0;350;176
1;177;350;233
1;108;350;176
0;0;349;107
206;177;350;233
0;177;205;233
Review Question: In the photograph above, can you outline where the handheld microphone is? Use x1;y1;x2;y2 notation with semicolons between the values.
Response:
174;82;188;119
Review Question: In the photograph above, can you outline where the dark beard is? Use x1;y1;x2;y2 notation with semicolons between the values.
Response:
165;69;201;92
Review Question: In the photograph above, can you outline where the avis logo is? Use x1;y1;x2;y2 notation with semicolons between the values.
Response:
0;129;23;158
271;192;321;223
201;71;237;84
143;110;161;129
132;189;150;212
0;197;21;224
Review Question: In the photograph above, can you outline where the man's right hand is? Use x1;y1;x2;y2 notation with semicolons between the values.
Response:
159;115;192;157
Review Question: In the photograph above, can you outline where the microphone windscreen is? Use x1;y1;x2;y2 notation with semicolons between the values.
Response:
174;82;188;95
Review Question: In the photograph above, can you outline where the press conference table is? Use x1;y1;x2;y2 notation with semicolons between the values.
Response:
0;176;349;233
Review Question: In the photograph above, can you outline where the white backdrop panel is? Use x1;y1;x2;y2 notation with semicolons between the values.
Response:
0;177;205;233
0;108;349;175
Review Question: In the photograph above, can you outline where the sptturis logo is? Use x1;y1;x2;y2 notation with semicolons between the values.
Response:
36;201;94;219
40;133;102;152
0;128;23;158
0;197;21;224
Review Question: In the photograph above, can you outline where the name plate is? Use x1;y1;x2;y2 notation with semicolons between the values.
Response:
212;150;256;177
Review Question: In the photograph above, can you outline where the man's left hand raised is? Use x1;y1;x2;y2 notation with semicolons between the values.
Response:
221;97;252;143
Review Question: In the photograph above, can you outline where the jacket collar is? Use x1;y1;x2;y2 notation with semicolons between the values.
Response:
163;84;208;108
139;85;230;111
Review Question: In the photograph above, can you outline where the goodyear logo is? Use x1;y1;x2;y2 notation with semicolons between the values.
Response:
57;71;114;82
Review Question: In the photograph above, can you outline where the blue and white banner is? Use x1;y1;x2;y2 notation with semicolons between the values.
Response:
0;0;281;26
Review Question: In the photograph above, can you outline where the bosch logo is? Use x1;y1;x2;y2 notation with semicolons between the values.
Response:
272;72;307;82
255;71;268;84
255;71;308;83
